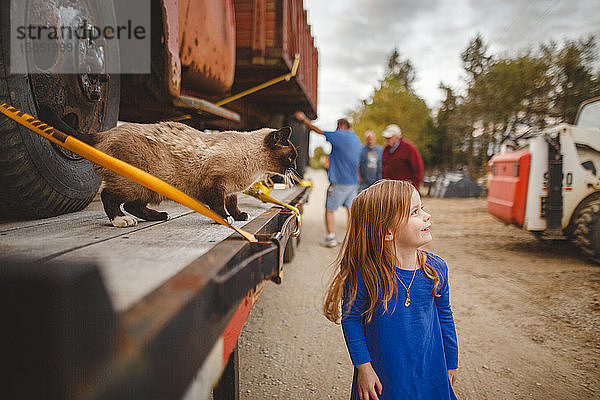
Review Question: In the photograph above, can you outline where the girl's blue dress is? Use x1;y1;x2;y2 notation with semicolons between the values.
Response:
342;252;459;400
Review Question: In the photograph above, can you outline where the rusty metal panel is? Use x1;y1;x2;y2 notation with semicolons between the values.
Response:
162;0;181;98
179;0;236;94
265;0;278;47
173;94;241;123
233;0;318;118
252;0;266;64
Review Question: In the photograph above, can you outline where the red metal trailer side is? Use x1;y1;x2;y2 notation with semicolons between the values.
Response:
232;0;318;124
119;0;318;130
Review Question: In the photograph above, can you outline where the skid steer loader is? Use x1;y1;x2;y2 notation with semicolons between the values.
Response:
488;97;600;263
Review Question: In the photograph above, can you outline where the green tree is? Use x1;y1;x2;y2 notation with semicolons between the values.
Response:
544;36;600;123
461;33;492;81
386;48;416;90
474;53;552;137
351;50;439;167
446;34;599;175
310;146;327;170
435;84;470;169
459;34;493;173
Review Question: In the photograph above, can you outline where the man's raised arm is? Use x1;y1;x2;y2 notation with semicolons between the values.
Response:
295;111;324;135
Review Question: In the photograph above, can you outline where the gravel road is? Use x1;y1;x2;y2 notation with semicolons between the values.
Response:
238;169;600;399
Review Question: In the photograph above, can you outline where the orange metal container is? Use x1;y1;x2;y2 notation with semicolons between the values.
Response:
488;150;531;226
178;0;236;94
233;0;318;118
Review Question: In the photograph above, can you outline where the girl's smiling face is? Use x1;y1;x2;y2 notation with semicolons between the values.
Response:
393;188;432;249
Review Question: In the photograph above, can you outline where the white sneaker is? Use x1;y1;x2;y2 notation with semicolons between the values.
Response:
320;237;338;248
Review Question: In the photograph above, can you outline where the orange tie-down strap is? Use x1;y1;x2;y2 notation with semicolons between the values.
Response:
0;102;257;242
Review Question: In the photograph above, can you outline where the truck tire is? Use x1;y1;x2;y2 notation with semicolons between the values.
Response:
0;0;119;219
283;236;296;263
288;118;309;178
572;198;600;264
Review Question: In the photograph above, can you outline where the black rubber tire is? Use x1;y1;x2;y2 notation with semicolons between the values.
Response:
288;118;309;179
0;1;119;219
283;236;296;264
572;198;600;264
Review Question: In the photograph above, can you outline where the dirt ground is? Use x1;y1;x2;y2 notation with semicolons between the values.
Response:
238;169;600;399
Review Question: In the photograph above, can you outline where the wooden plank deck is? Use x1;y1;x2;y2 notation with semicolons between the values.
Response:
0;188;300;311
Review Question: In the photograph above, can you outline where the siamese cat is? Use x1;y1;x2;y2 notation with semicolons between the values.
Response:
39;106;297;227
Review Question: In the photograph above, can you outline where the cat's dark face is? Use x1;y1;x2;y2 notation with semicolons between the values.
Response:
264;127;297;173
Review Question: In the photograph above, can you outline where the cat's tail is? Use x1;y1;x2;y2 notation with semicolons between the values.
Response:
37;104;99;146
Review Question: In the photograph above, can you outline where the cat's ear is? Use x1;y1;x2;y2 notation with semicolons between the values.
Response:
265;127;292;149
278;126;292;145
279;126;292;140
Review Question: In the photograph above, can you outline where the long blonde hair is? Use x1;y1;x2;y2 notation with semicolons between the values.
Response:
323;180;441;324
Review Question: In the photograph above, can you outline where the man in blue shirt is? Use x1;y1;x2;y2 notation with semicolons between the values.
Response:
296;111;362;247
358;130;383;191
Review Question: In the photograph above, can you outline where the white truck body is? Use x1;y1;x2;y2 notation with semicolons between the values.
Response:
524;124;600;231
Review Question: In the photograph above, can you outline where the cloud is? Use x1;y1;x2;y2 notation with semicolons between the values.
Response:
472;0;600;52
352;0;439;27
303;0;600;131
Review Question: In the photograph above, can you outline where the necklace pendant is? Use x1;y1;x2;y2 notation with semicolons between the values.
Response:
404;291;411;307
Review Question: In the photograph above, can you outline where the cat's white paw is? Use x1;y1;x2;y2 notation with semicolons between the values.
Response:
112;216;138;227
212;215;235;225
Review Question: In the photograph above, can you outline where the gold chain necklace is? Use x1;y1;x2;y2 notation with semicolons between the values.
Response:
398;267;418;307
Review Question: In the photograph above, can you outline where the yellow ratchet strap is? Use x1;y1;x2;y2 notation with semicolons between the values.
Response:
297;179;313;187
244;178;301;237
170;54;301;121
0;102;257;243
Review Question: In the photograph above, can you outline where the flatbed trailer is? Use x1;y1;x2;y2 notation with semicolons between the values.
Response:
2;185;309;399
1;1;317;397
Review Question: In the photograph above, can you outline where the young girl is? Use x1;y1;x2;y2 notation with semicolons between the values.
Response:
324;180;459;400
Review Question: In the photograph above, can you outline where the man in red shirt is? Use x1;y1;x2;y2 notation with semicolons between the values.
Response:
381;124;424;189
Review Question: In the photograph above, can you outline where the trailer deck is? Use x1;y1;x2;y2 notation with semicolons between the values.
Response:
1;185;309;399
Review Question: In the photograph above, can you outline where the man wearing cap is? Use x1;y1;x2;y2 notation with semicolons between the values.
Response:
381;124;424;189
295;111;362;247
358;130;383;191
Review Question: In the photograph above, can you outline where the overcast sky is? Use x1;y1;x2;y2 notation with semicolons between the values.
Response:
303;0;600;136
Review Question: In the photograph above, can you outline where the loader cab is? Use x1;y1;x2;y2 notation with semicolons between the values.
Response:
488;97;600;264
575;97;600;128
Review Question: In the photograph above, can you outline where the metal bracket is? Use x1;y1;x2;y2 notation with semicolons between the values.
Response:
245;179;302;237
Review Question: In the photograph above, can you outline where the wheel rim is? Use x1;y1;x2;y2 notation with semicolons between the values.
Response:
590;215;600;255
25;0;114;160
